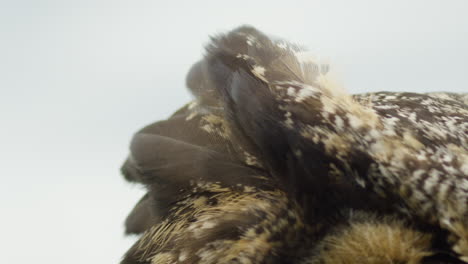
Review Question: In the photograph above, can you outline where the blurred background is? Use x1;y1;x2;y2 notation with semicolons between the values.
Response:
0;0;467;263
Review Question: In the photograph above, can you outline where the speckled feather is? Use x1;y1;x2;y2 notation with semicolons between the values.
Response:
121;26;468;263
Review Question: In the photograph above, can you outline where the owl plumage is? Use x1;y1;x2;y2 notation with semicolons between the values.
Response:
120;26;468;263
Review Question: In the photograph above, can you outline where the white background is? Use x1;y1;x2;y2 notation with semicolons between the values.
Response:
1;0;467;263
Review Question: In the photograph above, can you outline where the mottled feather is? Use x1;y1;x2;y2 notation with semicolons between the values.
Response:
121;26;468;263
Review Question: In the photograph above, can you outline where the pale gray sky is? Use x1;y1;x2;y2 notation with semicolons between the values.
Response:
0;0;467;263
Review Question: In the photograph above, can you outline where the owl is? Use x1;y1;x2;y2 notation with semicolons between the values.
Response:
120;26;468;264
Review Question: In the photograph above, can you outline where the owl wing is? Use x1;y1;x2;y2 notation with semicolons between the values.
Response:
121;26;468;263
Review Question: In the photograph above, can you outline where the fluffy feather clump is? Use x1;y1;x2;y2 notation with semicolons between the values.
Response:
120;26;468;264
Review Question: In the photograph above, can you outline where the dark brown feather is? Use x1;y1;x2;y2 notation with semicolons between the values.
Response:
120;25;468;263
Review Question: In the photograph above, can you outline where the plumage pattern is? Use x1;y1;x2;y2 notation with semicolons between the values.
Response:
120;26;468;263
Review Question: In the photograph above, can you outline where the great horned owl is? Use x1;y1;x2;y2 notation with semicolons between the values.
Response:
120;26;468;264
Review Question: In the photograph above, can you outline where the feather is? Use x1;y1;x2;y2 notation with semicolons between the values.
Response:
120;25;468;263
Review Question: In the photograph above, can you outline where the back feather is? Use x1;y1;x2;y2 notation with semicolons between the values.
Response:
120;25;468;263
